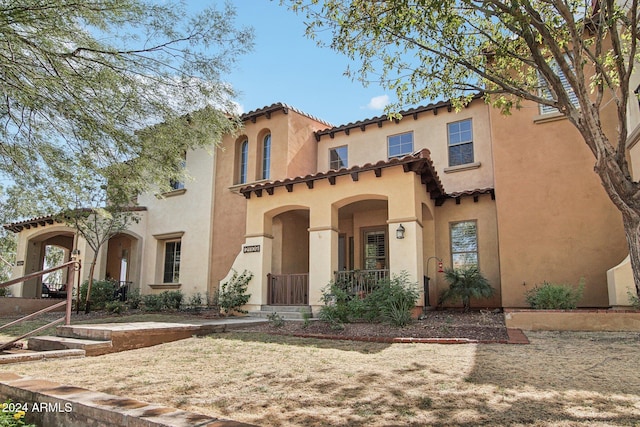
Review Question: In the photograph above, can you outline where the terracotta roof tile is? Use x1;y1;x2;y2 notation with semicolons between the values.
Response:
241;102;333;128
240;149;446;201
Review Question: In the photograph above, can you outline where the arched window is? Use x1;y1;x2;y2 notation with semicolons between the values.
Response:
262;133;271;180
239;139;248;184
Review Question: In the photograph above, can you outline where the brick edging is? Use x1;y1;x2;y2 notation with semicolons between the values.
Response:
246;328;529;345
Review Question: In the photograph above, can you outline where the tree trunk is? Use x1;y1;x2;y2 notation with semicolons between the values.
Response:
594;151;640;299
622;211;640;298
84;254;98;314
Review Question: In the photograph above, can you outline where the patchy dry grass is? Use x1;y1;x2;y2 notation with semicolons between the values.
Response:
2;330;640;426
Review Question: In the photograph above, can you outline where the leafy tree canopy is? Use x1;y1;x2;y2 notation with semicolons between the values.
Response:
288;0;640;293
1;0;254;208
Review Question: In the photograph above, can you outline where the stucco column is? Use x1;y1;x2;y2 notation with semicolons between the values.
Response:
388;219;424;296
227;234;273;309
308;227;338;307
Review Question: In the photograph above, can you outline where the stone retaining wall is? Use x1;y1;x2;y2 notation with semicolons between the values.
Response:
0;373;253;427
504;309;640;331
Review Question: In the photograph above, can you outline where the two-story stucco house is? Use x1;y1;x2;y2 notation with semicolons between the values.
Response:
5;92;637;313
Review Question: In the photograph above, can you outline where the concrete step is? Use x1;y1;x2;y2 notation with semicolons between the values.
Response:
259;305;312;313
0;349;85;365
28;336;112;357
250;306;313;320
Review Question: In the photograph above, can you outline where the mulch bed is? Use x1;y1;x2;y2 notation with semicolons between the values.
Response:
240;309;511;343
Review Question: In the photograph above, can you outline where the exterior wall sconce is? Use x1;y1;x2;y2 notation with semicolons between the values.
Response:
396;224;405;239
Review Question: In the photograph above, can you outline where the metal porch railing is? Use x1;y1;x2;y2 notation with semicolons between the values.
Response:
0;259;81;352
333;269;389;296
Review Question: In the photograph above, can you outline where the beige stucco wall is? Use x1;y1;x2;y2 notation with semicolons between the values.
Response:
316;99;495;194
230;166;440;311
433;194;501;308
504;309;640;331
134;145;216;298
490;102;627;307
210;109;329;296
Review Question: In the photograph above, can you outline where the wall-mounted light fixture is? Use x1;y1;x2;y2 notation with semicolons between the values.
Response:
72;249;80;256
396;224;405;239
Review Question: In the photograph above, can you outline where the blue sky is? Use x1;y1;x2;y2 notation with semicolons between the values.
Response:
195;0;395;126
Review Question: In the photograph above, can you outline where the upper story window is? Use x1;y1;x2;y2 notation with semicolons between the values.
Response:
169;155;186;190
447;119;474;167
238;139;248;184
450;221;478;269
388;132;414;158
329;146;348;170
261;133;271;180
538;59;579;115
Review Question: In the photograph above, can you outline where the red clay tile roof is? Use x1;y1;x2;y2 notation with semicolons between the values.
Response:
447;188;495;199
239;149;447;202
314;94;484;140
3;207;147;233
241;103;334;128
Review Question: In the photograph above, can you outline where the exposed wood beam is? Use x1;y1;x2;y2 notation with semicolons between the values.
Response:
306;181;314;189
285;184;293;192
328;176;336;185
351;172;359;182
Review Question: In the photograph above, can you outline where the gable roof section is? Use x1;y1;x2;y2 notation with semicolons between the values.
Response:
241;102;334;127
3;206;147;233
239;149;447;203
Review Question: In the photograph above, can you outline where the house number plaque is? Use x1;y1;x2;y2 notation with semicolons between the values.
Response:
243;245;261;253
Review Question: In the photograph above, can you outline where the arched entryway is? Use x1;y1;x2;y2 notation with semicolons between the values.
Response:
24;228;75;298
105;232;141;298
335;197;390;293
268;208;310;305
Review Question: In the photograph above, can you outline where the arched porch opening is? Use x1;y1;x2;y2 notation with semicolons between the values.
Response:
105;232;142;299
24;229;75;298
335;197;389;292
267;208;310;305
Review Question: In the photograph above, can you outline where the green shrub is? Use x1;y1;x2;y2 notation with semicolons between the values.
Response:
126;288;142;310
301;310;312;328
319;282;355;324
79;280;118;311
105;300;125;314
627;290;640;310
267;312;285;328
219;270;252;315
206;289;220;313
0;287;9;297
439;266;494;311
319;272;418;327
369;273;419;327
162;290;183;310
188;292;203;311
525;279;585;309
142;294;164;312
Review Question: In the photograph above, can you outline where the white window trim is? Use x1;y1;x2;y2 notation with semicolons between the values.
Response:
387;131;414;159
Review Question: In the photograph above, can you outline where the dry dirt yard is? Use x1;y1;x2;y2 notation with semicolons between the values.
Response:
2;329;640;426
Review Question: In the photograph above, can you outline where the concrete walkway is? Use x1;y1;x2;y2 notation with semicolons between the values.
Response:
1;317;268;363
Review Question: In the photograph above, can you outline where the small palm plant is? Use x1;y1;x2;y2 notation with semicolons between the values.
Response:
440;266;494;311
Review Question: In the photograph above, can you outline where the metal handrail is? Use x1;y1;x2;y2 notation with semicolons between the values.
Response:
0;259;81;352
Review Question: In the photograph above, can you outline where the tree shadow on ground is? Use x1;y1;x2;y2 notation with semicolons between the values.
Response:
216;331;393;354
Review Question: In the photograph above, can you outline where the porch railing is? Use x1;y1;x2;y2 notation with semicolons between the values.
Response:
0;259;81;352
334;269;389;296
267;273;309;305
